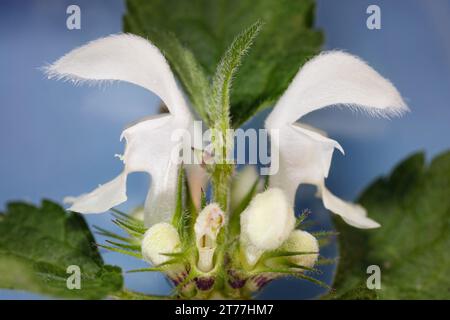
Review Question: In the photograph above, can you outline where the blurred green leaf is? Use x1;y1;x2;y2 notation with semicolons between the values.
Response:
0;200;123;299
123;0;323;127
326;151;450;299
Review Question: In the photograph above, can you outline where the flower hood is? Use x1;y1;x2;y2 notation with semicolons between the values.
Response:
46;34;195;226
265;51;408;229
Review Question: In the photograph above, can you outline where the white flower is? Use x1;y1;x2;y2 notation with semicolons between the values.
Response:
46;34;196;226
240;188;295;266
194;203;225;272
281;230;319;269
265;51;409;229
141;222;181;266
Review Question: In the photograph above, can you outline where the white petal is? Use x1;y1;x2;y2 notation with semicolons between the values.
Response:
47;34;195;225
194;203;225;248
67;114;186;226
194;203;225;272
266;51;406;229
318;183;380;229
45;33;190;118
124;114;185;226
269;123;379;229
66;173;127;213
269;123;342;204
266;51;408;129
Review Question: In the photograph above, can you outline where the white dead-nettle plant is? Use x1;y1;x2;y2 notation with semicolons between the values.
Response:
45;28;407;299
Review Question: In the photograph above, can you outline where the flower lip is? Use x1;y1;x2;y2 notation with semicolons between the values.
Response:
194;203;225;272
265;51;409;229
46;34;195;226
194;203;225;249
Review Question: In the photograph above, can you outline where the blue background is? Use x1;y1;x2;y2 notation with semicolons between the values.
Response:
0;0;449;299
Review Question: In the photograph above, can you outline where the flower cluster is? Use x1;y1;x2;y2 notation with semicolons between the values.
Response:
46;32;407;298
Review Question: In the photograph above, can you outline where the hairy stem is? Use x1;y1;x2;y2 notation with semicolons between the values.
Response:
211;117;234;212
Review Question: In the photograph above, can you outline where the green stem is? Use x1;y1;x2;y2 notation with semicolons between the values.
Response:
212;164;232;211
211;118;233;212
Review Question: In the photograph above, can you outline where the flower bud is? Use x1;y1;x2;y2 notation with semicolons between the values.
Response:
141;222;181;266
141;224;193;297
194;203;225;272
240;188;295;266
281;230;319;269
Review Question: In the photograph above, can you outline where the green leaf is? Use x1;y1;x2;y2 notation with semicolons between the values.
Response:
97;244;142;259
172;166;194;243
262;250;319;259
110;208;145;228
112;219;145;237
0;200;123;299
295;209;310;228
172;165;185;228
210;21;262;124
105;240;140;251
93;225;137;244
200;188;207;210
327;151;450;299
123;0;323;127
